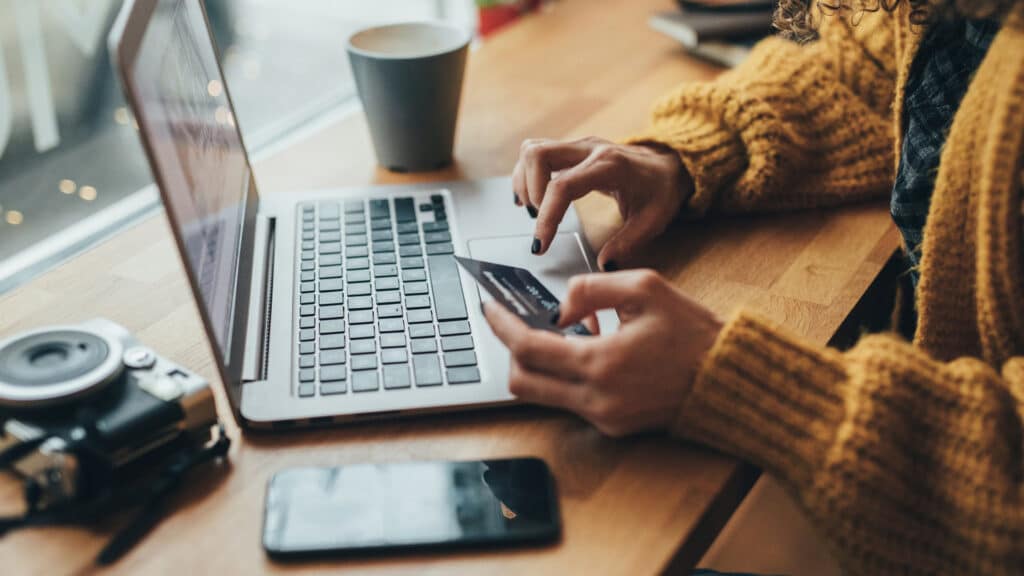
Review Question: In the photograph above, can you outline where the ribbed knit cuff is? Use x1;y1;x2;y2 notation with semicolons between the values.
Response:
625;116;747;217
671;311;850;490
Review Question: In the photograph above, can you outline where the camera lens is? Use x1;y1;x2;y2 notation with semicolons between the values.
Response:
0;328;123;407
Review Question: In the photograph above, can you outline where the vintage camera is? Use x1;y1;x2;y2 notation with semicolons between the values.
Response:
0;319;219;512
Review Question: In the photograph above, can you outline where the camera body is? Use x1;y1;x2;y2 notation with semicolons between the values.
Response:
0;319;217;510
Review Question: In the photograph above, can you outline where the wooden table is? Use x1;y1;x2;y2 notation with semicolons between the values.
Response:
0;0;899;573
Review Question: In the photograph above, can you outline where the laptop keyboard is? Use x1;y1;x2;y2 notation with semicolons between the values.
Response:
294;193;481;397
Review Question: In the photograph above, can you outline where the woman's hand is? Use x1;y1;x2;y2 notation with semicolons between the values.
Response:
482;270;723;437
511;137;693;270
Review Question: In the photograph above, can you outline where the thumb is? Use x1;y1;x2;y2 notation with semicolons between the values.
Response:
596;210;660;271
556;271;653;327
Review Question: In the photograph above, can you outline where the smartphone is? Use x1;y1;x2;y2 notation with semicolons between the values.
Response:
262;457;561;558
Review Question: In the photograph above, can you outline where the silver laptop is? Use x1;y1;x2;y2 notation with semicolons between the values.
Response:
109;0;609;429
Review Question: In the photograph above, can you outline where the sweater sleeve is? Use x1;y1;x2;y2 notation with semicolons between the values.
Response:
674;312;1024;574
627;11;899;215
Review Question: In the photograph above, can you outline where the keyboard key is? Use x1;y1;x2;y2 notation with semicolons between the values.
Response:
299;369;315;382
375;264;398;277
426;242;454;255
351;354;378;371
348;269;371;283
430;194;443;204
320;365;347;382
413;355;443;387
320;334;346;349
302;222;315;232
300;293;315;305
301;261;315;271
319;278;343;292
345;234;368;247
299;355;315;369
348;283;371;296
402;269;427;282
344;212;364;225
394;197;416;222
350;339;376;354
344;200;364;213
352;370;379;392
409;324;435;339
300;282;315;293
319;202;340;219
303;212;314;222
428;255;468;321
419;203;433;212
380;333;407;348
404;282;428;295
321;383;347;395
439;321;471;336
319;231;341;243
398;233;420;246
318;220;339;232
375;277;400;291
379;318;405;332
369;198;390;219
320;350;347;366
300;271;314;282
400;257;424;269
378;304;403;318
346;245;368;258
348;258;369;270
348;296;373;310
320;320;345;334
300;317;315;329
381;348;408;364
377;290;401;304
373;253;397;265
372;242;395;253
302;241;314;251
350;310;374;324
299;329;315;341
300;342;315;355
411;338;437;354
406;295;431;309
302;250;315;261
350;324;375;339
407;309;432;324
319;243;341;254
434;208;447;221
320;305;344;320
347;223;368;235
442;335;474;352
370;218;391;231
424;231;451;244
422;221;448;233
399;245;422;258
371;229;393;242
444;350;478;367
298;383;316;397
320;292;343;306
320;254;342;266
397;221;419;234
447;366;481;385
300;305;314;317
383;364;412;389
320;266;342;279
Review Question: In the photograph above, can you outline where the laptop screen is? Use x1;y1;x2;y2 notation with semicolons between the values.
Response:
128;0;250;358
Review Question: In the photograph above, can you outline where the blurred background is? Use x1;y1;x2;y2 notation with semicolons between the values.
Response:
0;0;488;292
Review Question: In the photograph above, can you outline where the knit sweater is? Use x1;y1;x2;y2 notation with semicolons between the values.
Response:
629;4;1024;575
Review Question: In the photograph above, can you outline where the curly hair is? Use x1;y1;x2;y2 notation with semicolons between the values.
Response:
774;0;1016;42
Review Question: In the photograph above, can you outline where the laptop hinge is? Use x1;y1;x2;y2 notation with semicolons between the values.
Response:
242;215;275;383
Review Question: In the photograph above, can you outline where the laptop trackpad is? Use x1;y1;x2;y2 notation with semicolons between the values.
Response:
467;232;618;333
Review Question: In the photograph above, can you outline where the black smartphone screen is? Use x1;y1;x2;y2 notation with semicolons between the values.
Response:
262;458;560;557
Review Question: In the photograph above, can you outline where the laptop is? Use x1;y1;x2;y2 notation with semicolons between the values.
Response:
109;0;610;429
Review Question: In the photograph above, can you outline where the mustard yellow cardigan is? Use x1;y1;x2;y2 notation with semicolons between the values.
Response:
631;3;1024;574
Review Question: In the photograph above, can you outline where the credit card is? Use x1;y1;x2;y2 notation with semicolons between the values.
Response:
455;255;591;336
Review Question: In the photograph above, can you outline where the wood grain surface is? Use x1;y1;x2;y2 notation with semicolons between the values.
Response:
0;0;899;574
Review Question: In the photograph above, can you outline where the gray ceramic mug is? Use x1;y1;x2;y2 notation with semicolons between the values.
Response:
347;22;471;173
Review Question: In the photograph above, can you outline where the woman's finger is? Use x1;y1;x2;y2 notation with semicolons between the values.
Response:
533;156;622;254
482;301;588;380
556;270;663;328
521;139;600;210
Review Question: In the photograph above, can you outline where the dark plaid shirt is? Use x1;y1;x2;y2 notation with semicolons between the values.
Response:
892;18;999;287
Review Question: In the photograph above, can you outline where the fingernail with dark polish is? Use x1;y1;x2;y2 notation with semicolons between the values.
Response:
527;206;538;219
513;193;521;206
550;310;560;325
603;260;619;272
531;237;542;254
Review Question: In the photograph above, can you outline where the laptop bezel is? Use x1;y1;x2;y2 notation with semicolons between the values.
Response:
109;0;261;420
